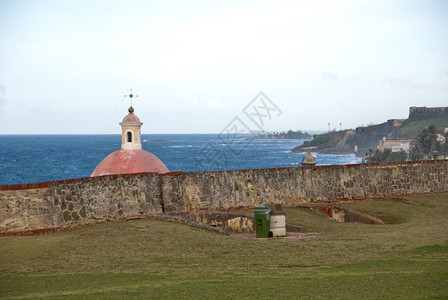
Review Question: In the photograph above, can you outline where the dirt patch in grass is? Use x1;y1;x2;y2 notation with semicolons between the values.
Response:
387;197;422;206
363;211;403;224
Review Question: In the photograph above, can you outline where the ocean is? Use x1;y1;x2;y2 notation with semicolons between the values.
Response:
0;134;361;186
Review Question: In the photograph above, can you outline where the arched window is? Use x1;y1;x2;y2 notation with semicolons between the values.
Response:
127;131;132;143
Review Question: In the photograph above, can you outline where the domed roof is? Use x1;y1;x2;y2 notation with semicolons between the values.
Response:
91;149;169;177
121;112;141;123
120;106;142;124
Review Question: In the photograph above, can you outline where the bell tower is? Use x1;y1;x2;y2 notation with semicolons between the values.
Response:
120;89;142;150
119;106;143;150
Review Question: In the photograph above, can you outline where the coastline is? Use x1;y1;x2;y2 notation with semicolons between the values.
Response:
291;145;364;157
250;137;311;141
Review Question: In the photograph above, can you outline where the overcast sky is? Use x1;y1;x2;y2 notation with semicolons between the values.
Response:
0;0;447;134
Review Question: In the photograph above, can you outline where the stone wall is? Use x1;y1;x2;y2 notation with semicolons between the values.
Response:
161;160;447;211
1;160;447;233
409;106;448;120
0;174;163;232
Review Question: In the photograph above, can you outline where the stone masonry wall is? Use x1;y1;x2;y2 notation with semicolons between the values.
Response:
1;160;447;233
0;174;162;232
409;106;448;120
161;160;448;211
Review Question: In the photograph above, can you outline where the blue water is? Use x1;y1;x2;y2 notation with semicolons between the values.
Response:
0;134;361;186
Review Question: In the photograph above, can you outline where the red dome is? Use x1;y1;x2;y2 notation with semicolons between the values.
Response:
122;113;141;123
91;149;169;177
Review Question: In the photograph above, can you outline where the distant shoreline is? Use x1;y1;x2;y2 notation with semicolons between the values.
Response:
291;145;363;156
251;137;311;141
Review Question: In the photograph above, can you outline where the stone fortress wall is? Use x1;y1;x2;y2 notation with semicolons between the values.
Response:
409;106;448;120
1;160;447;233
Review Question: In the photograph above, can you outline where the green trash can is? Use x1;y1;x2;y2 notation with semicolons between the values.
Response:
253;206;272;238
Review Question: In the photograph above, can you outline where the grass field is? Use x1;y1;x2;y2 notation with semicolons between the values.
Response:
1;193;447;299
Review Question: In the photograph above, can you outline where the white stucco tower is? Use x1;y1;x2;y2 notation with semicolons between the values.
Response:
119;106;143;150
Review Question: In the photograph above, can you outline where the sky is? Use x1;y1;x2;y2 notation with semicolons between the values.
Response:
0;0;447;134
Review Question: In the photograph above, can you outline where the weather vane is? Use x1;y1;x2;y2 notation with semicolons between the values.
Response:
124;89;138;107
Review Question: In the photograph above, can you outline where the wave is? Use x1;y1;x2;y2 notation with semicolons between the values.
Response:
167;145;193;148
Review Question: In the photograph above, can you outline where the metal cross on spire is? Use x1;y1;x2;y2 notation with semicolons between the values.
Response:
124;89;139;107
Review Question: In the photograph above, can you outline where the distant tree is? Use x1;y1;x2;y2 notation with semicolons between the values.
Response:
410;125;441;159
388;150;407;162
257;130;311;139
364;148;406;163
365;148;387;163
409;142;424;160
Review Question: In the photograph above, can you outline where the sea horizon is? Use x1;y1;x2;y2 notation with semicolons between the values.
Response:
0;134;360;186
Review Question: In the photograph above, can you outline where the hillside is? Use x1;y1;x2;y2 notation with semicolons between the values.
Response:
292;107;448;155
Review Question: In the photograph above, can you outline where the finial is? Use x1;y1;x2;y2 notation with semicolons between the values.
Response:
124;89;138;107
128;106;134;113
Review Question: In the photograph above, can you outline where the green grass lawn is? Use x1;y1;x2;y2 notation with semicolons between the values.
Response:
1;193;447;299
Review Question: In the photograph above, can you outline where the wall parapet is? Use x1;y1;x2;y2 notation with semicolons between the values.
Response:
1;160;447;233
409;106;448;120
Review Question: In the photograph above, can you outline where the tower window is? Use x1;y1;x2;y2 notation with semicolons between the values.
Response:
127;131;132;143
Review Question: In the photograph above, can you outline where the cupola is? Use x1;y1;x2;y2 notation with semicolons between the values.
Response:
120;106;143;150
91;97;169;177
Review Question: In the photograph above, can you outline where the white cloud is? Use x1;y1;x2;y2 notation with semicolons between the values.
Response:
0;84;5;109
322;72;339;81
190;98;199;107
208;99;219;109
188;98;220;110
128;0;358;79
386;74;437;89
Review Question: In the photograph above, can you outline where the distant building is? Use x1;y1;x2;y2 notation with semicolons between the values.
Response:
409;106;448;120
437;130;447;144
378;138;411;153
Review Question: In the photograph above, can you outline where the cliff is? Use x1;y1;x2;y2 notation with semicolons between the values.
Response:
292;107;448;155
